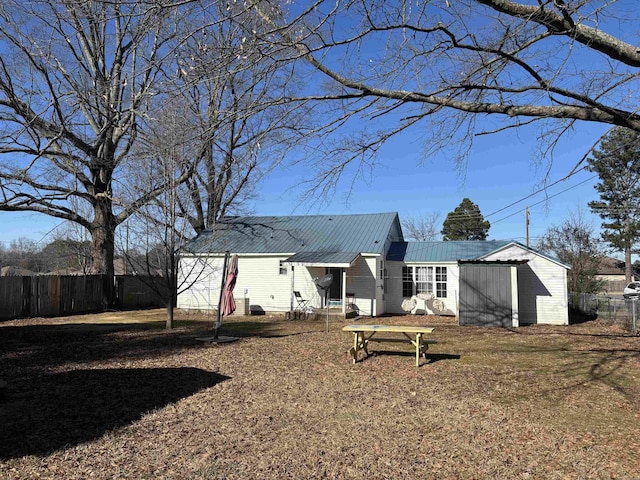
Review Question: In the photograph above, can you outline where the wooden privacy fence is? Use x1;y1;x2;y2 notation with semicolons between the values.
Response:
116;275;166;310
0;275;166;321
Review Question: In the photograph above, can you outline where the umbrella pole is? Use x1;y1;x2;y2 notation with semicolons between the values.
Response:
215;251;230;339
325;290;329;333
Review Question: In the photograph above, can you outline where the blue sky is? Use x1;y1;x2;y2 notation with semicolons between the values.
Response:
0;118;609;251
0;1;624;255
251;119;609;248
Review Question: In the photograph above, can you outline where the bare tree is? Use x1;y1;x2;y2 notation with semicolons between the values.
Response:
248;0;640;191
2;238;43;273
161;1;306;232
0;0;190;303
402;212;441;241
40;238;92;274
118;151;185;329
119;107;214;329
537;209;604;294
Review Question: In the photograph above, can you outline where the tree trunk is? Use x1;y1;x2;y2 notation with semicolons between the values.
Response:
166;299;174;330
626;244;633;282
166;251;176;330
90;196;116;308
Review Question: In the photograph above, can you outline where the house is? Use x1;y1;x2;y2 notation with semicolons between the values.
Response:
0;266;36;276
596;256;634;293
177;212;570;326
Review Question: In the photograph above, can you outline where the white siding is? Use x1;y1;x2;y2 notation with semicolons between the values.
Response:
372;257;383;316
345;256;377;316
177;256;223;310
385;262;459;316
178;253;380;316
483;245;568;325
385;261;404;313
178;254;297;313
444;264;460;315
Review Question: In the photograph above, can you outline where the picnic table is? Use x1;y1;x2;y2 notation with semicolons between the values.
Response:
342;324;436;366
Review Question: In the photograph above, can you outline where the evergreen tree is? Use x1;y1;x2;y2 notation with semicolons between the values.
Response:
588;127;640;282
441;198;490;241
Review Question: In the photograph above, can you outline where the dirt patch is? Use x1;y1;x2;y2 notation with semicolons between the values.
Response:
1;311;639;479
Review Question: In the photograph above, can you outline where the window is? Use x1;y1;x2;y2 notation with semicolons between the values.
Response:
416;266;433;294
435;267;447;298
279;260;288;275
403;265;447;298
402;266;413;297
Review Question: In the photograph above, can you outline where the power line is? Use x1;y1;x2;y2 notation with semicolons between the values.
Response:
491;175;597;225
485;166;588;218
436;170;597;226
435;168;594;225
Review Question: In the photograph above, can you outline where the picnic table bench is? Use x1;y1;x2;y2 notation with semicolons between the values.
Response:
342;324;436;366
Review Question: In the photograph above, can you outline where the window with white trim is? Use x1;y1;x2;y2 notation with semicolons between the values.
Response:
402;266;413;297
416;266;433;294
435;266;447;298
402;266;448;298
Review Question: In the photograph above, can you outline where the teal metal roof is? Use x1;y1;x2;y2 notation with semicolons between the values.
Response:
387;240;569;268
285;251;361;266
184;212;401;256
485;240;570;269
387;241;512;262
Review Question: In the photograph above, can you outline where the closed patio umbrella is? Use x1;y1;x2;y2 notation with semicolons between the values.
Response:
215;253;238;338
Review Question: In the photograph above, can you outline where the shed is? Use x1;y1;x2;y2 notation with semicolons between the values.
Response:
458;260;527;327
480;243;570;325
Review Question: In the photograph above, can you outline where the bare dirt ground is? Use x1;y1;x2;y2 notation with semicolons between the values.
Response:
1;310;639;479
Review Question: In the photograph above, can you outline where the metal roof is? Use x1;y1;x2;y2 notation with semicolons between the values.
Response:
387;240;512;262
184;212;400;255
458;259;529;265
480;240;571;269
285;251;360;267
387;240;570;269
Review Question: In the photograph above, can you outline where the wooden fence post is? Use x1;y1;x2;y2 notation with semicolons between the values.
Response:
21;277;31;317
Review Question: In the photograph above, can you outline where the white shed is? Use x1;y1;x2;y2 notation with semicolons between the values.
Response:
481;243;570;325
385;240;570;325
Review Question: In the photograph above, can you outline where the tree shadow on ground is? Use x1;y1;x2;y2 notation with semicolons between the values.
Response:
0;323;207;372
0;367;229;459
216;320;320;338
491;343;640;405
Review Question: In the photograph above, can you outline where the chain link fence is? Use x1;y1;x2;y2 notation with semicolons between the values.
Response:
569;292;639;334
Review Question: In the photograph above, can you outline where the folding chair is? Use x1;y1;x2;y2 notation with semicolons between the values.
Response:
294;291;310;312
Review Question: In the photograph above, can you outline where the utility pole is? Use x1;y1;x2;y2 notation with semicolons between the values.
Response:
525;207;530;247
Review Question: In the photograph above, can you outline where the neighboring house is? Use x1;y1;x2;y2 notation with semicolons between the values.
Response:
0;266;36;276
596;256;634;293
177;212;570;326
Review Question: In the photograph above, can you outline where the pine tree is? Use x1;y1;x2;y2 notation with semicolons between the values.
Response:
441;198;490;241
588;127;640;282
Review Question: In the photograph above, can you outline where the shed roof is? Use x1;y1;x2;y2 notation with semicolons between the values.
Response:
387;240;512;262
387;240;569;269
184;212;400;256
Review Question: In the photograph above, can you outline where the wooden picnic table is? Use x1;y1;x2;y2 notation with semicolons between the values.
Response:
342;324;436;367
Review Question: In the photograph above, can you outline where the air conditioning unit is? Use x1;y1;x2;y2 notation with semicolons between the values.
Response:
235;298;250;315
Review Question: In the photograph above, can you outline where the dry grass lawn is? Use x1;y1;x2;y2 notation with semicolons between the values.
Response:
1;309;639;479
